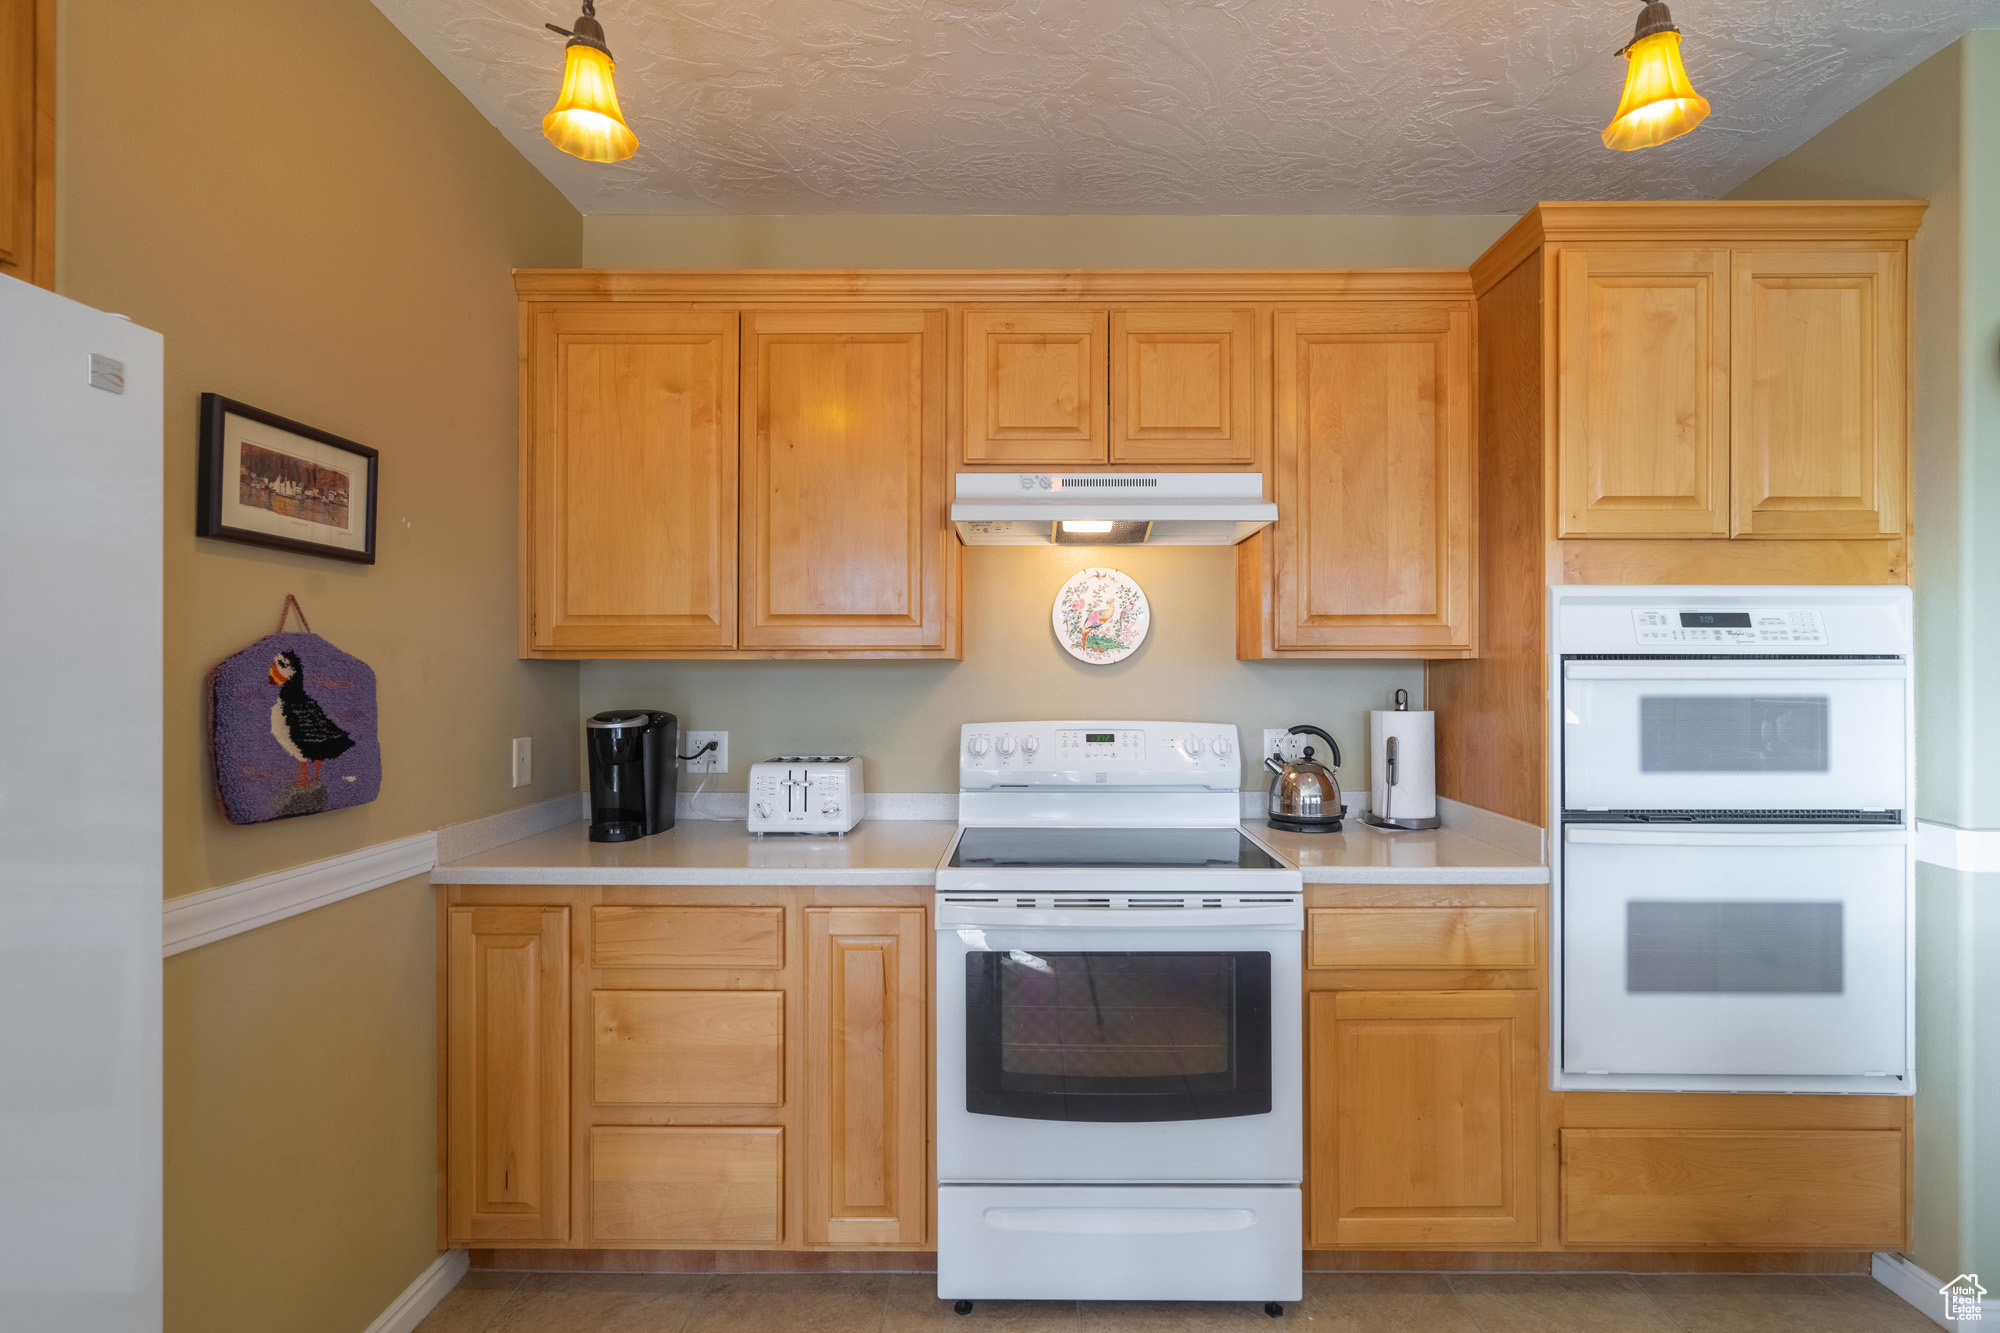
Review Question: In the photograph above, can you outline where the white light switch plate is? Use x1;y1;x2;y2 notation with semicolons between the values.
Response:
684;731;727;773
511;737;532;788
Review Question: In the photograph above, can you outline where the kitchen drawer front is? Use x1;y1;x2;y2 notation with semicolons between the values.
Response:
1560;1128;1906;1248
588;1126;783;1244
1309;906;1536;971
592;905;785;970
592;990;784;1106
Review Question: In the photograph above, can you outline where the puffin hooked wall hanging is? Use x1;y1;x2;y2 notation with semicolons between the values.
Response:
208;595;381;824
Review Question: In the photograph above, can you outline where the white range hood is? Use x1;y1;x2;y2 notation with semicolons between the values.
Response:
951;472;1277;546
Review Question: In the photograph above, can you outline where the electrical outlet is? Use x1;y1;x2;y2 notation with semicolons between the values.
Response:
510;737;532;788
1262;729;1308;764
684;731;727;773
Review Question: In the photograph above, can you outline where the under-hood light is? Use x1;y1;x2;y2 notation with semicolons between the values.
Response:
1061;521;1115;534
1054;519;1152;546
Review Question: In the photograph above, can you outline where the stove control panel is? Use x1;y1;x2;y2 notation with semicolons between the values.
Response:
960;720;1239;790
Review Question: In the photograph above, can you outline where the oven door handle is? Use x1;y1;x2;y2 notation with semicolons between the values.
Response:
935;905;1303;930
1565;826;1910;848
1563;661;1905;680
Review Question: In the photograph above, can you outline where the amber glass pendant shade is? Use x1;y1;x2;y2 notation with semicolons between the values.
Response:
542;41;638;162
1603;29;1710;151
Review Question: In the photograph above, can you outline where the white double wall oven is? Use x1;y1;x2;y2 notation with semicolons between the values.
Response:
1550;587;1916;1094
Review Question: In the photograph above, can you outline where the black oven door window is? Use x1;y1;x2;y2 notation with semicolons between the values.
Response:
964;950;1272;1122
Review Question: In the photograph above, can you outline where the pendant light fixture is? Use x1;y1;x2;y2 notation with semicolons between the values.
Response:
1602;1;1711;151
542;1;638;163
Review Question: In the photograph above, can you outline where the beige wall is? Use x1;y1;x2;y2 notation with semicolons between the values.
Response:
59;0;583;900
55;0;582;1329
1730;32;2000;1288
582;211;1516;270
585;545;1422;797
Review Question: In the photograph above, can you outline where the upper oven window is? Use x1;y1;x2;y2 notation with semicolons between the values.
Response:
1639;695;1831;773
964;950;1271;1123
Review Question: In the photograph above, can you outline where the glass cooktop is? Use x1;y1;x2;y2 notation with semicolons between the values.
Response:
947;827;1285;870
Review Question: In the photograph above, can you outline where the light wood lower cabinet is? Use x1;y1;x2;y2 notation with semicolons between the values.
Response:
1561;1127;1906;1249
443;887;929;1252
446;905;571;1243
803;907;929;1246
1308;988;1540;1247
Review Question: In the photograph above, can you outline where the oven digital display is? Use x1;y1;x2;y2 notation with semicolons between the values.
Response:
1679;612;1753;628
1084;732;1115;743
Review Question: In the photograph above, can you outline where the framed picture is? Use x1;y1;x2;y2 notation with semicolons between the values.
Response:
197;394;377;563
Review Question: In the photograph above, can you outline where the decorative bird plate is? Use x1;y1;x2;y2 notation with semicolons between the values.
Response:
1053;567;1150;665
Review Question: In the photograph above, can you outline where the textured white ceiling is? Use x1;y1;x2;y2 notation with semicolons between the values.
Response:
372;0;1999;214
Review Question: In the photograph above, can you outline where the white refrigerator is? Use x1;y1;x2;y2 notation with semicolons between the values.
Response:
0;274;163;1331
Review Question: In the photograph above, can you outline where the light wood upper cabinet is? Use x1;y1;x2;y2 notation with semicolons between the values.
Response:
803;907;928;1247
1555;247;1731;538
447;905;570;1244
741;309;953;651
1308;988;1538;1248
1109;308;1259;465
524;307;738;653
1731;247;1906;538
962;308;1108;465
1267;302;1475;655
0;0;53;287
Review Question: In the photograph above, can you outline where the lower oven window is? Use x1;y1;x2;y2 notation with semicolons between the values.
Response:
964;950;1271;1122
1626;900;1844;994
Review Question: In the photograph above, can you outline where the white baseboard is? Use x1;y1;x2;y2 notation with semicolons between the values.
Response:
365;1249;469;1333
1873;1251;1967;1330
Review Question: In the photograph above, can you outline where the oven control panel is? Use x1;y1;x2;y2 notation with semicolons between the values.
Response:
1632;608;1828;647
959;720;1240;788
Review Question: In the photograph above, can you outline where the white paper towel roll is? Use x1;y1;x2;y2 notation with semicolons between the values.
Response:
1369;707;1437;825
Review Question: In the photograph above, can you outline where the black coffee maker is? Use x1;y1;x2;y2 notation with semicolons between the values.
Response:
587;710;678;842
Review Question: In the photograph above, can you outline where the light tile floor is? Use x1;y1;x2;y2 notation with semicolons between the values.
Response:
414;1270;1940;1332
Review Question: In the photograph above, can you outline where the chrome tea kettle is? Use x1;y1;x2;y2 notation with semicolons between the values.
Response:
1265;724;1344;834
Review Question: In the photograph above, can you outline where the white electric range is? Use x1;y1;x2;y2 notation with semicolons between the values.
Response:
934;721;1304;1313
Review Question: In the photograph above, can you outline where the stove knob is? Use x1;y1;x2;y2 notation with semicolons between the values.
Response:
1022;734;1041;757
967;734;992;758
997;734;1018;757
1182;734;1205;756
1212;734;1233;758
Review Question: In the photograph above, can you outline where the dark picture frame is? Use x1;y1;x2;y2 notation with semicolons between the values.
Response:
197;393;378;564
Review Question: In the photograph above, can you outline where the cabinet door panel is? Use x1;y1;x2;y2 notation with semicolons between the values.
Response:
1308;989;1537;1247
804;907;928;1246
447;905;569;1243
589;1126;783;1244
592;990;784;1106
0;0;51;285
1272;304;1474;653
526;307;738;651
1562;1128;1905;1248
962;308;1108;465
742;310;950;649
1556;248;1730;537
1110;308;1258;465
1731;248;1905;538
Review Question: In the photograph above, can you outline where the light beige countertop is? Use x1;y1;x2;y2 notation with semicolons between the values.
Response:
431;810;1545;887
1244;819;1548;884
431;817;960;886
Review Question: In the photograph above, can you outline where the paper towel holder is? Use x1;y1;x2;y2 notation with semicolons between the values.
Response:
1359;688;1441;832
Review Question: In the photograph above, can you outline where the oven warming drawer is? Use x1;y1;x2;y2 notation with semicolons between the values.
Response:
938;1185;1302;1302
